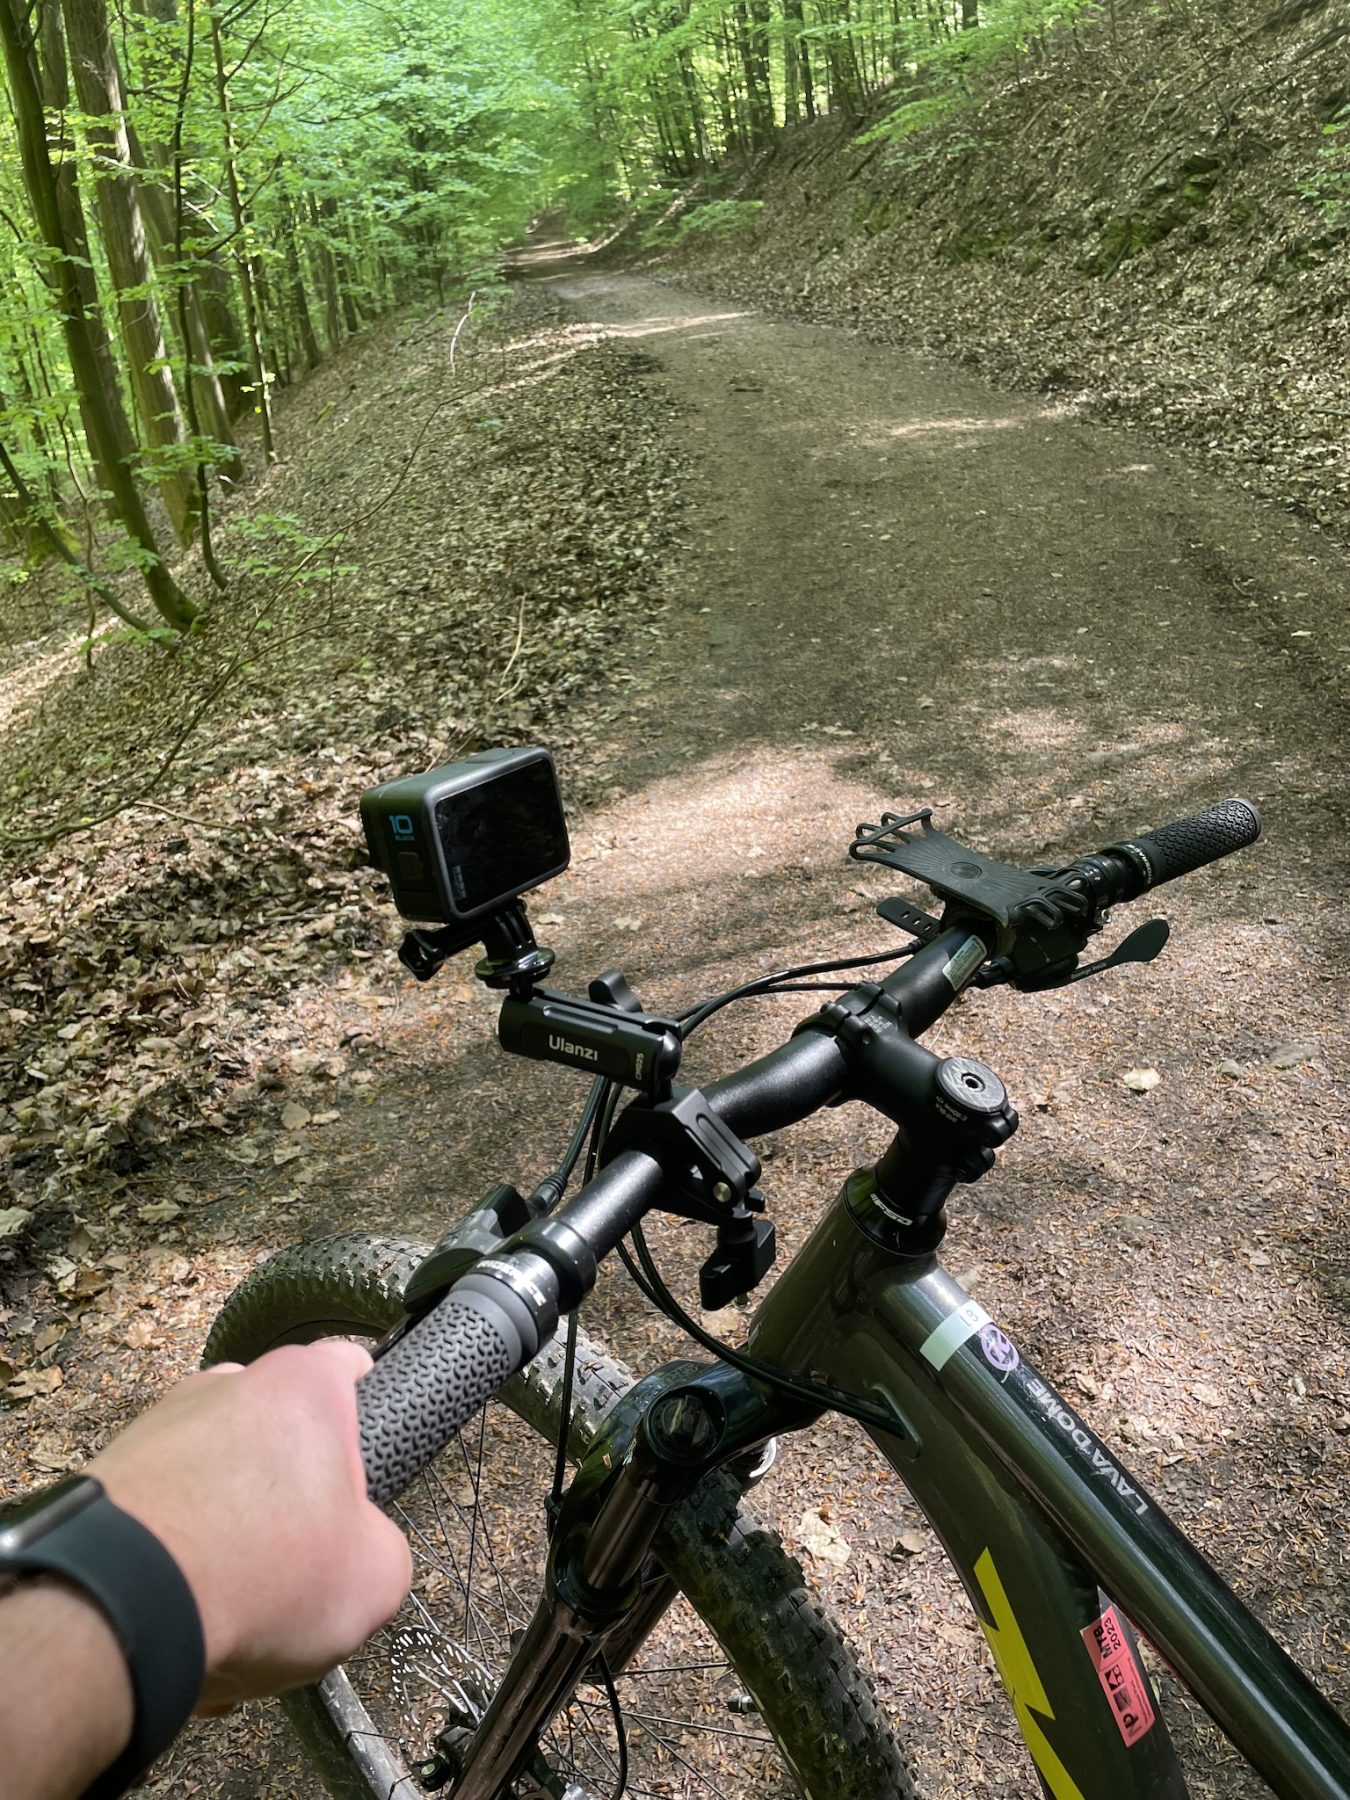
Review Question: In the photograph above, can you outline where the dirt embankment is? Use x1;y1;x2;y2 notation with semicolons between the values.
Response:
0;289;684;1234
653;0;1349;543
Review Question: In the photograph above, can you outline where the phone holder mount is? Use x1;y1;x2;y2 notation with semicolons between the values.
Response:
851;810;1098;932
852;810;1168;991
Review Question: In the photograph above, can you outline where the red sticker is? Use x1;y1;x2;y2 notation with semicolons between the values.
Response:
1081;1605;1157;1746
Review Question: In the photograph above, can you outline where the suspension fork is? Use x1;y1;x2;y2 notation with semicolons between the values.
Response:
440;1360;807;1799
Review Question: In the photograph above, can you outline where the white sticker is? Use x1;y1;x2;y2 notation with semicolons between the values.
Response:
942;935;986;992
920;1299;992;1371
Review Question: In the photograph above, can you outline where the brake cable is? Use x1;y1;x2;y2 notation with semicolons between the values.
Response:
676;942;920;1035
621;1225;920;1444
548;1077;619;1520
548;947;928;1522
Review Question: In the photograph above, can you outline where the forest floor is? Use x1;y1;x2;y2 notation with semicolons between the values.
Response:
3;248;1349;1796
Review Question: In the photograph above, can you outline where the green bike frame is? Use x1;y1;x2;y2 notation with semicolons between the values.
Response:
734;1165;1350;1800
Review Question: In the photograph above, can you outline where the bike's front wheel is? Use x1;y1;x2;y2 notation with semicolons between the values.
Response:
204;1232;919;1800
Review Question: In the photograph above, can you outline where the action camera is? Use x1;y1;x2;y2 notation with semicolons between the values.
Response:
361;747;570;924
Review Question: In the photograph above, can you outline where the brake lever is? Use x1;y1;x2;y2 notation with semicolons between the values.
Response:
976;918;1170;992
1064;916;1170;983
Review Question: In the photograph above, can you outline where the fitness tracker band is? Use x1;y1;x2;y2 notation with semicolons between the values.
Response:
0;1473;205;1798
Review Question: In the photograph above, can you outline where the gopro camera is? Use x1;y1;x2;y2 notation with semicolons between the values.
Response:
361;746;570;924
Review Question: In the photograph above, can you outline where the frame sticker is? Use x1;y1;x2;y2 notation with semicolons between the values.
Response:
920;1299;991;1371
1081;1604;1157;1747
942;934;987;992
974;1550;1085;1800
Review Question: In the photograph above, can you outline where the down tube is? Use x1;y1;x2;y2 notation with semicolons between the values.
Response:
747;1187;1350;1800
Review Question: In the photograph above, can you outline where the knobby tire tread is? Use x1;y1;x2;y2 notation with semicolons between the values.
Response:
205;1232;920;1800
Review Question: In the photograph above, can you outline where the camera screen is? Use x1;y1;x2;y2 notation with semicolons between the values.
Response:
434;757;568;915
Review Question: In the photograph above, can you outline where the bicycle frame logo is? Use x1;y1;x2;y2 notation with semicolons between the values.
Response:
974;1550;1087;1800
979;1323;1019;1376
1023;1377;1150;1518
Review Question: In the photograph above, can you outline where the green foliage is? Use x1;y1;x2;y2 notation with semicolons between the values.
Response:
227;511;347;596
862;0;1097;150
860;95;959;146
1299;110;1350;225
645;198;764;246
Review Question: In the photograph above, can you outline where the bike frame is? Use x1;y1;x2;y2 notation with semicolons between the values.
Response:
443;1164;1350;1800
749;1175;1350;1800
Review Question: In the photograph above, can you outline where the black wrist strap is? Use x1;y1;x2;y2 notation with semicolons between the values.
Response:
0;1475;205;1797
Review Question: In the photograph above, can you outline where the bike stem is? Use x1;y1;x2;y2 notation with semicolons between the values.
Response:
795;970;1020;1253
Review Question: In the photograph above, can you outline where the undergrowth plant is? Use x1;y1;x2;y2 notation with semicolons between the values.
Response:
1299;108;1349;226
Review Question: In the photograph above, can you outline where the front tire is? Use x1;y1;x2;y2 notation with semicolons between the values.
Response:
205;1233;919;1800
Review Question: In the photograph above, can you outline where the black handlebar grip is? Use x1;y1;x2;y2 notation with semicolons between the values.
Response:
357;1276;535;1508
1108;798;1261;898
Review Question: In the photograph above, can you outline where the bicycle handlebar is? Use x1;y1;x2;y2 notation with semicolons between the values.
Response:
360;1285;522;1507
1102;798;1261;900
354;796;1261;1505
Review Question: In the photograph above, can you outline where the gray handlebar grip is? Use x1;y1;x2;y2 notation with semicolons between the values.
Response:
1110;798;1261;896
357;1281;531;1508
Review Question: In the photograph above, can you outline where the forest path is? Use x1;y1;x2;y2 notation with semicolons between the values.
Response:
139;255;1348;1795
540;251;1349;818
530;250;1350;1795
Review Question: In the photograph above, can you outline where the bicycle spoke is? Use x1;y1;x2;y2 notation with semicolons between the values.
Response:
612;1717;744;1800
460;1409;488;1651
571;1695;775;1747
616;1661;734;1679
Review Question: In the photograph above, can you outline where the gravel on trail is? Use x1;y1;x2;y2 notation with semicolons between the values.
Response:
6;251;1349;1796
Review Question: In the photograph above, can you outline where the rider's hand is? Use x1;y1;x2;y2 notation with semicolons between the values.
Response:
88;1340;412;1710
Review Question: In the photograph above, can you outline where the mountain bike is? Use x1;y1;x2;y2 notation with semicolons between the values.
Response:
204;751;1350;1800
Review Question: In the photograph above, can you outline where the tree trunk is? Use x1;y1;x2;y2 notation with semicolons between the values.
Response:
35;0;133;469
127;0;249;423
4;314;68;506
280;193;322;370
821;0;865;118
193;250;250;419
675;39;707;164
747;0;776;136
734;3;774;144
0;0;198;629
61;0;198;545
717;19;747;154
782;0;801;122
121;113;242;479
785;0;816;119
0;425;68;564
336;248;364;332
311;195;344;352
208;4;274;461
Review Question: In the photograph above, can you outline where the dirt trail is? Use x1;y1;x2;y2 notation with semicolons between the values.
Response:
29;254;1350;1796
520;256;1350;1795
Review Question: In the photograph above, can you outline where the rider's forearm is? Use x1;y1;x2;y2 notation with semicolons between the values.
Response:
0;1575;133;1800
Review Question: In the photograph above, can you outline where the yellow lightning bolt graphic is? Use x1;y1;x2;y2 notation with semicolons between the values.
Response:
973;1549;1086;1800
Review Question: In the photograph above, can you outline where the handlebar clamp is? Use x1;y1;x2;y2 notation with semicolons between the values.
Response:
600;1085;762;1224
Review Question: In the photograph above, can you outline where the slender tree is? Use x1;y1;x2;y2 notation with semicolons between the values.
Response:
208;0;274;461
62;0;199;543
0;0;198;627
